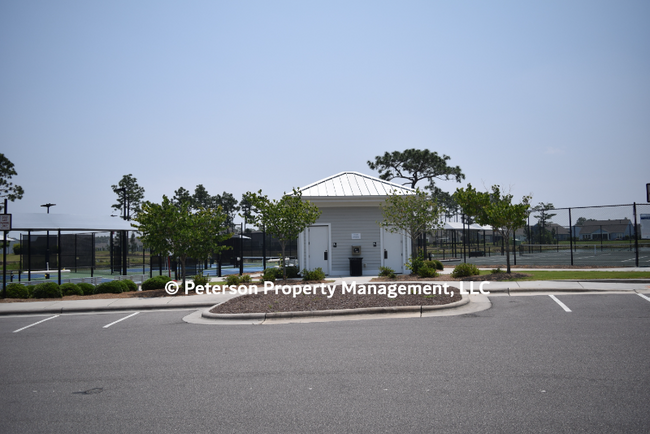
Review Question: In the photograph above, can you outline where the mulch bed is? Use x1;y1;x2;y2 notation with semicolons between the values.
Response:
210;282;462;314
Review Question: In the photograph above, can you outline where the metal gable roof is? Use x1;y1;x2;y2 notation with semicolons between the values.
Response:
300;171;415;197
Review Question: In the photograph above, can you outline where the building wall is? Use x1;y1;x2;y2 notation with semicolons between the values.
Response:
323;207;383;275
299;205;408;276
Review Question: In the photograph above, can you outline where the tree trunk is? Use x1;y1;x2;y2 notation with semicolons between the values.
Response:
180;255;187;292
279;241;287;280
503;230;512;273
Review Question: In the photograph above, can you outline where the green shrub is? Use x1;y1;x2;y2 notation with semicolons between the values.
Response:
405;255;426;275
425;259;444;271
122;279;137;292
285;266;300;278
193;274;209;286
142;275;172;291
451;263;480;278
225;274;240;286
32;282;63;298
240;274;252;283
6;283;29;299
490;267;504;274
417;265;438;278
95;280;125;294
60;283;83;296
378;266;396;278
12;243;22;255
262;268;278;282
77;282;96;295
302;268;325;281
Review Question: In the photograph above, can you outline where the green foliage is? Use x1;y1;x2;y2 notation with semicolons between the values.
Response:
454;184;531;273
378;266;396;278
193;274;209;286
302;268;325;281
95;280;126;294
491;267;505;274
225;274;241;286
122;279;137;292
243;188;321;280
0;153;25;211
417;265;438;278
380;189;442;258
451;263;480;278
12;243;22;255
60;283;83;296
32;282;62;298
405;254;425;275
77;282;96;295
6;283;29;298
240;274;252;283
142;275;172;291
111;174;145;218
285;265;300;278
407;256;439;278
132;196;232;285
367;148;465;190
426;259;444;271
262;268;280;282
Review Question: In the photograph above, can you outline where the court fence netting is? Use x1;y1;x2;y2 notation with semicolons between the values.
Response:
425;202;650;268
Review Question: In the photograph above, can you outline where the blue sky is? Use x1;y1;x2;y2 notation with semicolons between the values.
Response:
2;0;649;222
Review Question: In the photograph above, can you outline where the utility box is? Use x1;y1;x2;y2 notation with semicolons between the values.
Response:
351;245;361;256
349;257;363;276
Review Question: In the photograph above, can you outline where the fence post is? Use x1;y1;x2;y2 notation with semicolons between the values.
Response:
634;202;639;267
569;208;574;266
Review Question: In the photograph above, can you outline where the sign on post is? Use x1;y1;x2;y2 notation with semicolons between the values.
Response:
0;214;11;231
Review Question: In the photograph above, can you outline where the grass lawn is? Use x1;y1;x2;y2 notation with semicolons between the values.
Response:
478;270;650;281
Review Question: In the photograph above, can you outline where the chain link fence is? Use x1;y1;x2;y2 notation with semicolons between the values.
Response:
428;202;650;268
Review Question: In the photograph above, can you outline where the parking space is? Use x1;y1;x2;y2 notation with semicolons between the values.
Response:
1;292;649;335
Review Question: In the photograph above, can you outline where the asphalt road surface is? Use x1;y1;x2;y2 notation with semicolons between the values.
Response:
1;293;649;433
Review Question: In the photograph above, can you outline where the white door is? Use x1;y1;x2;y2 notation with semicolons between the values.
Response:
308;225;329;274
382;228;404;273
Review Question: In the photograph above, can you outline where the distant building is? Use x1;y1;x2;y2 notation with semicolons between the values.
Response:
574;218;633;240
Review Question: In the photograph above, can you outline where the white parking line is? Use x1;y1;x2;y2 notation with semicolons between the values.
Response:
13;315;60;333
103;312;139;329
549;295;572;312
638;293;650;303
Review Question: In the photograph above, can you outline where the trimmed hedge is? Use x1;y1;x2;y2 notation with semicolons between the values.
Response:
32;282;63;299
77;282;96;295
60;283;83;296
142;275;171;291
122;279;137;292
6;283;30;299
95;280;126;294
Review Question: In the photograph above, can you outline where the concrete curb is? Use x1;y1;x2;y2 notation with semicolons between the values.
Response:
0;301;220;316
201;294;470;321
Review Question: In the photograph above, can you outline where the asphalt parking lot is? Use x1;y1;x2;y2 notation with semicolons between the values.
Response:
1;292;649;433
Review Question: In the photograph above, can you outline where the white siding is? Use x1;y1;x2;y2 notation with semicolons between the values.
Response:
314;207;384;276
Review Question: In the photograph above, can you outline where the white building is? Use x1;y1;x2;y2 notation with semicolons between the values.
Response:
297;171;414;277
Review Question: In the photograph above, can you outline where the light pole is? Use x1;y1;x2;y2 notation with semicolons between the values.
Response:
114;188;128;275
40;203;56;275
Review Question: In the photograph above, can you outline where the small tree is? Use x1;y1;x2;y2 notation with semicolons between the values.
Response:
0;153;24;212
243;189;321;280
379;188;442;259
454;184;531;273
132;196;231;287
